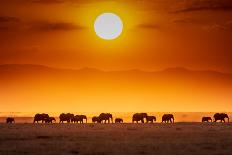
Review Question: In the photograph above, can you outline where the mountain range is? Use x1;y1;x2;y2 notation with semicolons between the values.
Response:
0;64;232;112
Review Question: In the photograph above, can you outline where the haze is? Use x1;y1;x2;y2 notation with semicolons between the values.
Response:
0;0;232;113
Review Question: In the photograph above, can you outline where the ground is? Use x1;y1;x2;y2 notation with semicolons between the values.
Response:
0;123;232;155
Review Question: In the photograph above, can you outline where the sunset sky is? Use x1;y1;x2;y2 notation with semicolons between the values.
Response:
1;0;232;72
1;0;232;114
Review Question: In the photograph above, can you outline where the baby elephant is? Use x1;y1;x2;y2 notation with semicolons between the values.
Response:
6;117;15;124
92;116;101;123
146;116;156;123
202;117;212;122
115;118;123;123
45;117;56;123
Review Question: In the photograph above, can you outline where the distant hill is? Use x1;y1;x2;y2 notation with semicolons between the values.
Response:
0;64;232;112
0;64;231;78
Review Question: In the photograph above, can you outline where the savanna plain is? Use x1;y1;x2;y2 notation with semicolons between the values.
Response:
0;123;232;155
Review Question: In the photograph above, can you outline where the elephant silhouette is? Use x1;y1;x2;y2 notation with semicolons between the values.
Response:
99;113;113;123
132;113;148;123
80;115;87;123
92;116;101;123
45;117;56;123
6;117;15;124
202;117;212;122
72;115;87;123
162;114;174;123
59;113;74;123
115;118;123;123
214;113;229;122
34;113;49;123
146;116;156;123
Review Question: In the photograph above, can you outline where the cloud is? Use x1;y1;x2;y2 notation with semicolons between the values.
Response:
31;22;85;31
0;16;85;32
0;16;21;32
31;0;64;4
0;16;20;23
171;0;232;13
203;21;232;31
172;18;195;24
136;23;159;29
30;0;102;5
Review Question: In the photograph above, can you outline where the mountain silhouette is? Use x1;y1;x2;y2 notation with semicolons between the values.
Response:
1;64;232;112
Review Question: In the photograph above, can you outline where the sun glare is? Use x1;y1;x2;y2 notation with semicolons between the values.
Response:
94;13;123;40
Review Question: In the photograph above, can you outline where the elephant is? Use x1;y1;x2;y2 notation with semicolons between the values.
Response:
34;113;49;123
72;115;87;123
45;117;56;123
214;113;229;122
80;115;87;123
99;113;113;123
162;114;174;123
92;116;101;123
59;113;74;123
132;113;148;123
146;116;156;123
6;117;15;123
202;117;212;122
115;118;123;123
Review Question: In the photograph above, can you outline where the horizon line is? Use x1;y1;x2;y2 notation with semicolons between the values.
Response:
0;63;231;74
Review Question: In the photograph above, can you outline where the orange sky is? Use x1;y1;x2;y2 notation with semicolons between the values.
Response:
0;0;232;72
0;0;232;113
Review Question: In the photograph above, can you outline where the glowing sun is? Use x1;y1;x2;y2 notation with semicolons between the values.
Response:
94;13;123;40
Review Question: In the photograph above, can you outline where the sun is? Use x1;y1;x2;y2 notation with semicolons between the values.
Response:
94;13;123;40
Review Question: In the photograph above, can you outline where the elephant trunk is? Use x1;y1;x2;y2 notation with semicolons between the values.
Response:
172;117;175;123
228;117;230;122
